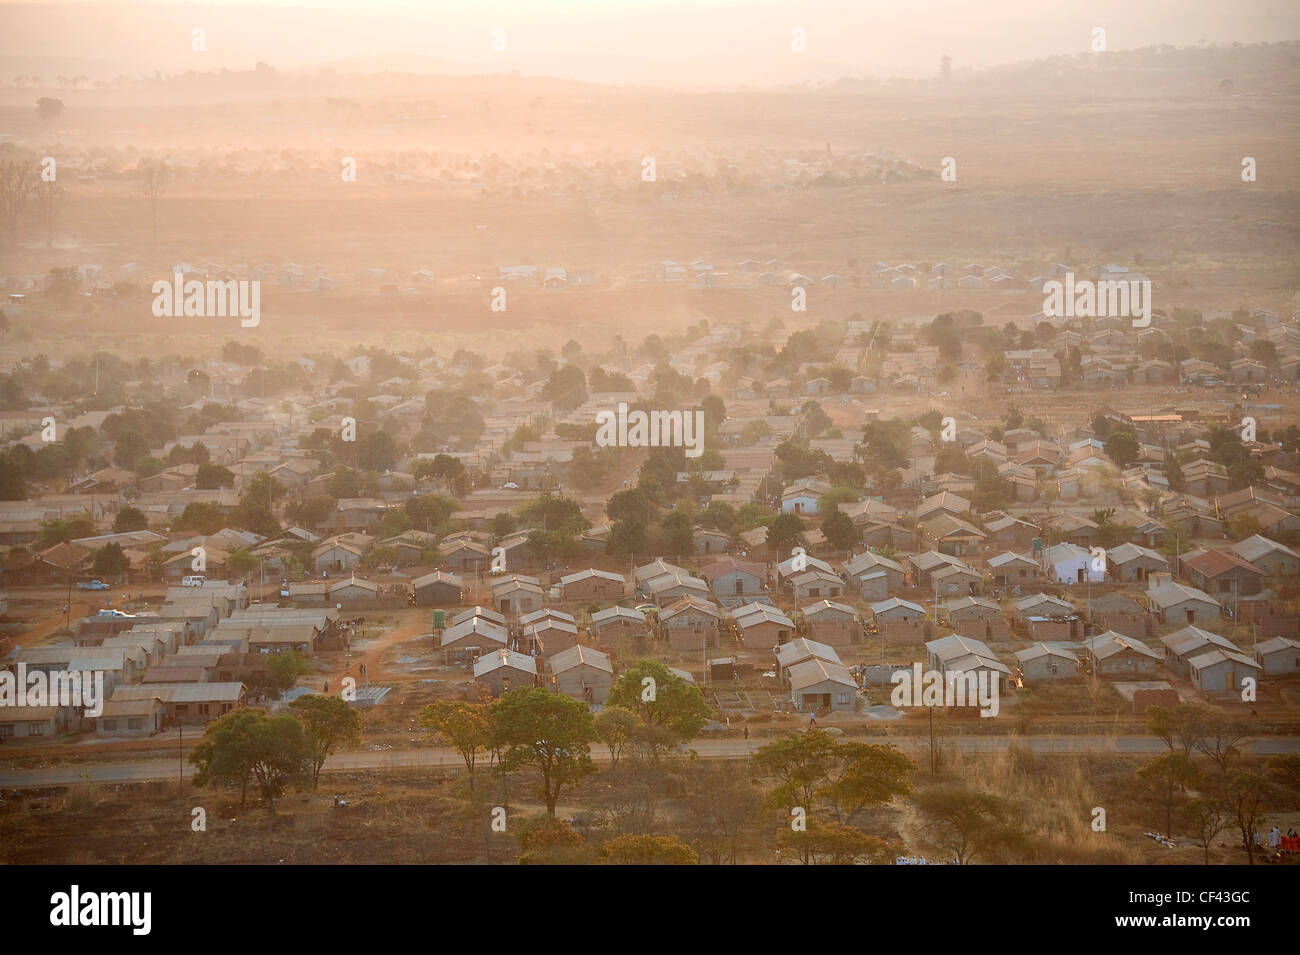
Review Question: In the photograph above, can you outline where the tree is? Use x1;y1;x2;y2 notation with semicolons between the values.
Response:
35;97;64;121
606;660;711;747
767;513;804;556
189;708;311;812
593;705;639;771
289;694;362;788
285;496;337;529
1223;771;1275;865
541;364;587;412
682;762;763;864
177;501;226;535
753;731;841;856
777;818;893;865
196;463;235;489
1183;704;1250;774
226;550;259;583
1180;799;1230;865
91;542;129;580
113;429;150;469
599;833;698;865
913;785;1022;864
1104;429;1140;469
406;493;458;533
1144;704;1197;757
605;519;649;558
606;487;656;526
516;816;592;865
659;510;694;557
1266;754;1300;808
0;157;38;244
112;506;148;532
820;509;857;552
33;177;63;247
1226;513;1263;541
420;701;490;776
821;741;913;821
263;650;313;697
1137;752;1199;838
137;157;170;245
489;688;596;815
698;501;736;533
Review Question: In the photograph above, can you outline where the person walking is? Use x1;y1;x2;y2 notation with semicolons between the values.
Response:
743;725;749;740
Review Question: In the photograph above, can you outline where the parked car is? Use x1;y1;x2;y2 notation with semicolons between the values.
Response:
76;579;110;590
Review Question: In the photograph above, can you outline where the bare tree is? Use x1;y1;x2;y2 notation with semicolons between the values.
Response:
33;177;64;247
1180;798;1230;866
0;157;39;244
138;157;170;245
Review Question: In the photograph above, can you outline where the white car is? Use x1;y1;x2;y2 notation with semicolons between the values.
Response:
502;482;519;490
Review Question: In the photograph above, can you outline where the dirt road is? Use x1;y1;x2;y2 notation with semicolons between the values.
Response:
3;734;1297;790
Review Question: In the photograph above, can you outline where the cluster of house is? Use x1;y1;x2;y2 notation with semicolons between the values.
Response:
412;526;1300;716
0;581;353;739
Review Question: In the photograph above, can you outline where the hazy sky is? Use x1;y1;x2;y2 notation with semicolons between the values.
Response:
3;0;1299;87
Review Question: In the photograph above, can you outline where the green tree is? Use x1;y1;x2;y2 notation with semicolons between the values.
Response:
754;729;841;809
821;741;914;821
189;708;311;812
542;364;588;412
606;660;711;749
227;550;259;582
285;495;337;529
91;542;129;580
420;700;490;776
196;462;236;489
820;509;857;552
660;510;694;557
767;513;804;556
177;501;226;535
606;487;656;526
263;650;313;697
114;429;150;469
606;519;649;557
289;694;363;788
489;688;597;815
112;506;148;532
913;785;1022;864
0;456;27;500
701;501;736;532
406;493;458;532
1104;429;1140;469
593;705;639;771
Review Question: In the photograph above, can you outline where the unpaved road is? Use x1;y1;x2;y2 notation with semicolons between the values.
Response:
2;734;1297;789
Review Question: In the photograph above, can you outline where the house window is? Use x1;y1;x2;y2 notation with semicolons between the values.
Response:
27;722;45;736
0;725;14;737
127;718;143;730
735;580;743;594
835;693;853;705
100;719;117;731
